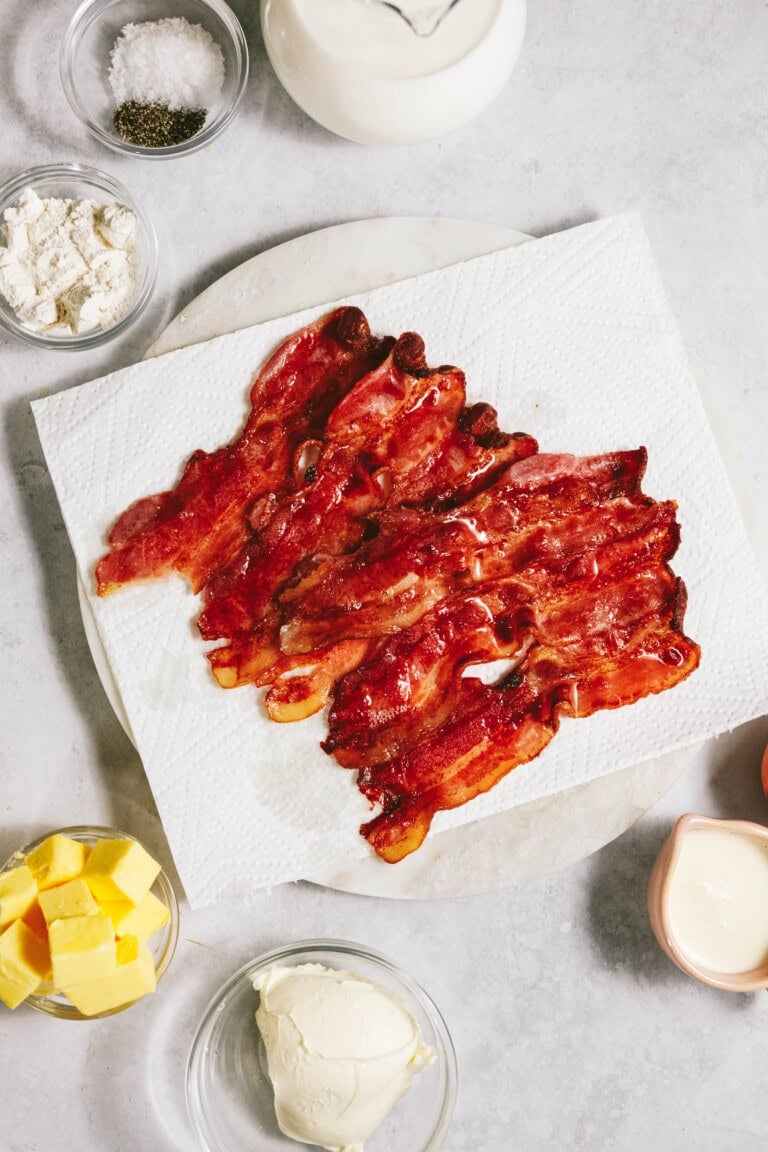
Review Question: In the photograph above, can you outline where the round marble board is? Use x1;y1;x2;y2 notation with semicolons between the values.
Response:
79;216;735;900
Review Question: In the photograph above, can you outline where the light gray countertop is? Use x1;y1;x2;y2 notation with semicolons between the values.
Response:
2;2;768;1150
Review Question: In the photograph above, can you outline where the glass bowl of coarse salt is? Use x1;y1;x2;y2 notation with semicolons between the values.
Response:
0;164;158;351
61;0;248;160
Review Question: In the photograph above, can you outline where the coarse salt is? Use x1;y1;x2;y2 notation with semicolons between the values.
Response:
108;18;225;112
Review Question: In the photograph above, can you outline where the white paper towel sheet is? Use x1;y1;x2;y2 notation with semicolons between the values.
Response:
33;214;768;907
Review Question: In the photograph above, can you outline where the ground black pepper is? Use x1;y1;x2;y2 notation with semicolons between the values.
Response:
113;102;206;147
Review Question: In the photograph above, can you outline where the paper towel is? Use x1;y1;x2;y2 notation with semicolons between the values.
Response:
33;214;768;907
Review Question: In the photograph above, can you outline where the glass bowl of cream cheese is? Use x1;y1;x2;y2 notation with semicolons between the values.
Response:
0;163;158;351
186;939;457;1152
648;812;768;991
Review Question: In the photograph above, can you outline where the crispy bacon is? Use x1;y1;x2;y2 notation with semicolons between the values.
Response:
324;499;682;769
260;640;374;724
202;337;537;700
197;332;465;642
95;309;700;866
96;307;392;595
279;450;652;653
393;401;538;510
359;598;700;863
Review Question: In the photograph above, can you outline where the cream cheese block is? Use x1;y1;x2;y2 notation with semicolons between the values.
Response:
254;963;435;1152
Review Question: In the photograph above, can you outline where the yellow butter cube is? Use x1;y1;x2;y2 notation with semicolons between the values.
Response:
0;920;52;1009
0;865;38;929
22;901;48;940
49;915;116;988
39;879;100;925
83;839;160;904
112;891;170;940
64;935;156;1017
25;835;89;891
98;900;135;931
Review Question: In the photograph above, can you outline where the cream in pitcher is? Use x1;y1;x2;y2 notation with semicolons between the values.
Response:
649;814;768;989
260;0;527;144
667;824;768;974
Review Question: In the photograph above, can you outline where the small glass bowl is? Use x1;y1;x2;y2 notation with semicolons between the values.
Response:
61;0;249;159
0;163;157;351
186;939;457;1152
1;824;179;1020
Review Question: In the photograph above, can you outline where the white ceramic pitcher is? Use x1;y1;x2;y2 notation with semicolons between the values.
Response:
260;0;527;145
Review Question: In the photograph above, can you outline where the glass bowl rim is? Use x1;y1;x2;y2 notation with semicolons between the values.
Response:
0;161;158;351
60;0;249;160
186;937;458;1152
2;822;179;1020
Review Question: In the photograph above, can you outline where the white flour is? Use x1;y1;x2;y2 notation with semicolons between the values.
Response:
0;188;139;335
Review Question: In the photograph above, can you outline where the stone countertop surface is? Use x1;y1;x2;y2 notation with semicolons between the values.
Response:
2;2;768;1150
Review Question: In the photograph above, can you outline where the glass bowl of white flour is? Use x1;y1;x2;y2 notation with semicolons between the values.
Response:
0;163;158;351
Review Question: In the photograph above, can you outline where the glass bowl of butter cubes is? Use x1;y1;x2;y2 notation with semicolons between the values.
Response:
0;825;179;1019
0;163;158;350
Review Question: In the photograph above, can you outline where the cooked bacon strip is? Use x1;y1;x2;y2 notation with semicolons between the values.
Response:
202;341;538;696
397;402;538;510
279;450;651;653
96;307;392;595
199;452;380;647
197;332;463;641
200;345;537;644
325;500;682;768
260;640;374;724
359;600;700;863
201;333;469;700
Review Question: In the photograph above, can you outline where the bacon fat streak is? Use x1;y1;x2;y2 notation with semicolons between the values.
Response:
96;310;700;863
